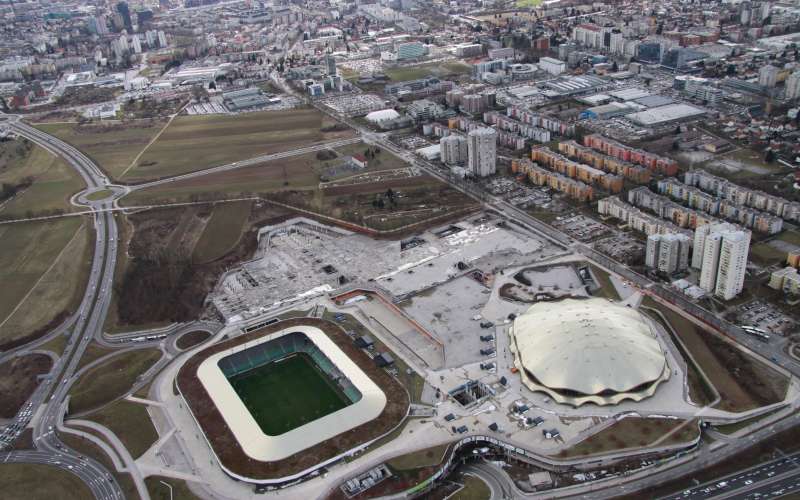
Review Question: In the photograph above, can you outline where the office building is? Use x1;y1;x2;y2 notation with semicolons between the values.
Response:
693;223;750;300
467;128;497;177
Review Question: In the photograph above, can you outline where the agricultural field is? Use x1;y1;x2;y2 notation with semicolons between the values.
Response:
68;348;162;414
0;139;84;218
35;120;164;180
0;217;91;348
121;142;404;207
124;108;355;182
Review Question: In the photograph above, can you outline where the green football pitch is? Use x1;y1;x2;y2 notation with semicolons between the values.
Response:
227;352;351;436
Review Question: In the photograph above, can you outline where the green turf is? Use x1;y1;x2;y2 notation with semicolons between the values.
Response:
228;352;351;436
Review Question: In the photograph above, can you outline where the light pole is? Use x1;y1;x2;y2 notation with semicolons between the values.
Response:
159;480;173;500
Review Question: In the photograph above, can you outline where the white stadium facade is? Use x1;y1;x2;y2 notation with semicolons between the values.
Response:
508;298;670;407
196;325;387;462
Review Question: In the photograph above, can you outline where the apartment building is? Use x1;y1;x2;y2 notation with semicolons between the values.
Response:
646;233;691;274
558;141;652;184
583;134;679;176
693;223;751;300
597;196;691;237
531;147;623;193
467;127;497;177
512;159;594;201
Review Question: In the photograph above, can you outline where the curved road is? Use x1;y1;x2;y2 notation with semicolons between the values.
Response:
0;117;125;500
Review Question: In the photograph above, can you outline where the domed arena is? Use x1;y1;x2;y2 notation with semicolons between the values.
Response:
508;298;670;407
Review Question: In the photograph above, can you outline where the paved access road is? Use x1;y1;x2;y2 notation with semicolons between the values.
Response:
1;116;125;500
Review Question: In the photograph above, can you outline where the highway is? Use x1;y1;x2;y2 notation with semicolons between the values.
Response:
660;451;800;499
0;116;125;500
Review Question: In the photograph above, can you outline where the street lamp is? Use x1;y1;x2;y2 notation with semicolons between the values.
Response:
159;480;173;500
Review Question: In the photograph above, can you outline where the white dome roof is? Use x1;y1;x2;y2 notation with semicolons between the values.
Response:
509;298;669;406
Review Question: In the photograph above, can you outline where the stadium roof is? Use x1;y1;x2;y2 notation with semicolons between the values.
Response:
196;325;387;462
509;298;669;406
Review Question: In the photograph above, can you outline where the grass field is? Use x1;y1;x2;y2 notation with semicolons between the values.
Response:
192;201;251;264
120;141;400;207
76;342;114;371
126;108;354;182
776;229;800;247
85;189;113;201
750;242;787;266
383;62;472;82
0;141;84;217
229;352;351;436
68;348;162;414
0;463;93;500
176;330;211;350
87;400;159;458
387;444;450;470
35;120;164;179
588;264;621;301
643;308;715;406
0;218;87;345
560;418;699;458
37;333;68;357
642;298;787;412
452;474;491;500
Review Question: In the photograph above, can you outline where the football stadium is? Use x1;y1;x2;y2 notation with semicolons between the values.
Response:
177;319;409;483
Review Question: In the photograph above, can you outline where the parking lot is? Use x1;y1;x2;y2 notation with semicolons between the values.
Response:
552;213;612;242
593;233;646;265
737;300;797;336
400;276;497;368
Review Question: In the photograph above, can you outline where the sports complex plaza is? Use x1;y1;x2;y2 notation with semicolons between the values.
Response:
154;213;797;498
